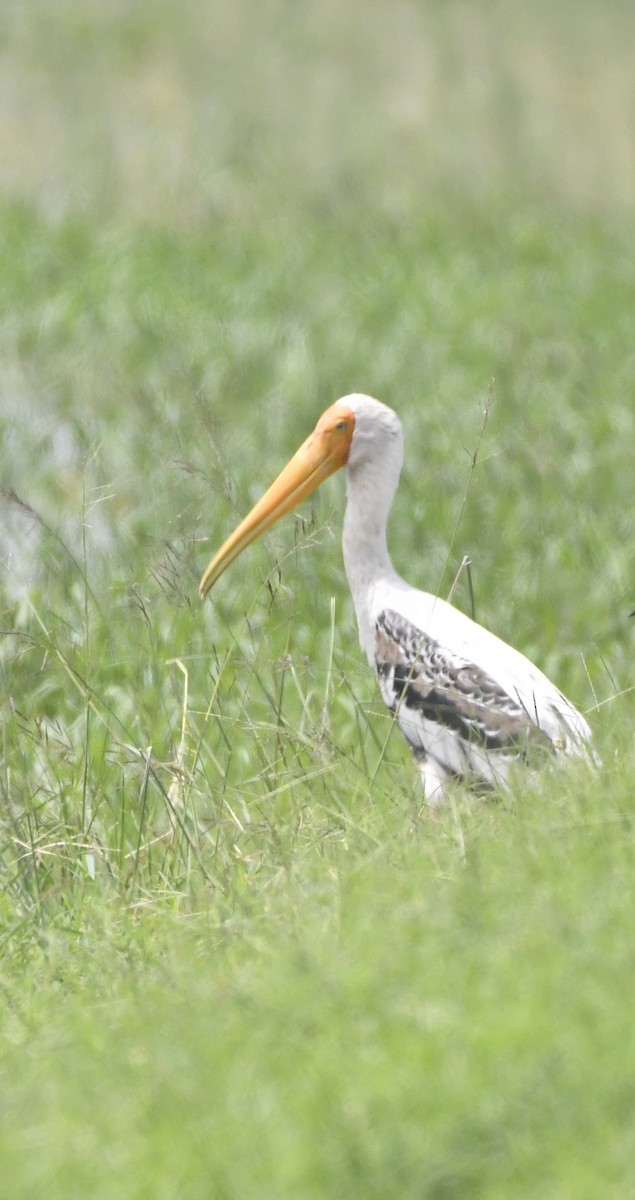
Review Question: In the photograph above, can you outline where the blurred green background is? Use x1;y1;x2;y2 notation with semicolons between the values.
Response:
2;0;634;657
4;0;635;222
2;3;635;1197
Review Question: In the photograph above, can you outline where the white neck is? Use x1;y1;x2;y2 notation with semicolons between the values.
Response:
342;453;402;662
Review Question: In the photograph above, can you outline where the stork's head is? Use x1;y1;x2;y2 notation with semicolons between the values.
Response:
199;393;402;598
331;393;403;474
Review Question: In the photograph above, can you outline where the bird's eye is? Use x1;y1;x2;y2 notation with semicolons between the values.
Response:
335;420;348;431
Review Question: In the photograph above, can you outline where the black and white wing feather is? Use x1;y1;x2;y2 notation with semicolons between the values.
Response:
375;608;584;793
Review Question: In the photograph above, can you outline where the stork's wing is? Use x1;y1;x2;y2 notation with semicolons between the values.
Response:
374;608;555;786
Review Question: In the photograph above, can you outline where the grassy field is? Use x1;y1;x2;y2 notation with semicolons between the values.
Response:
2;1;635;1195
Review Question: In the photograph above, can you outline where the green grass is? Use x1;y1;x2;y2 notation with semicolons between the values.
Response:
2;1;635;1196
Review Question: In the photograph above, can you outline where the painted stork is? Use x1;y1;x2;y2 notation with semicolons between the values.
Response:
199;394;594;802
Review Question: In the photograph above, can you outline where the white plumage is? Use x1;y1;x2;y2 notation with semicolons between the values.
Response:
200;393;594;802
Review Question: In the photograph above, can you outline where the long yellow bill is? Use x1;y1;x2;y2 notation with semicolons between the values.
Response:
199;403;355;599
